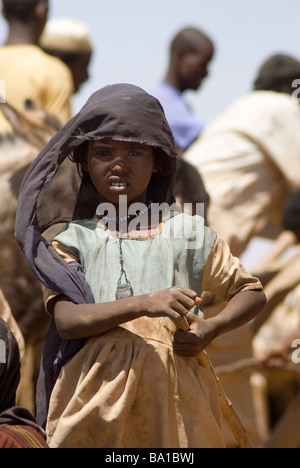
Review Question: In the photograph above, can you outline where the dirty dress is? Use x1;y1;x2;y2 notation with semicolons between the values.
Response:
44;212;261;448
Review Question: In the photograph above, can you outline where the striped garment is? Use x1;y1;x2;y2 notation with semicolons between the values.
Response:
0;425;49;448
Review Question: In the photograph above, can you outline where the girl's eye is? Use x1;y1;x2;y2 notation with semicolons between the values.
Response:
95;150;112;157
129;151;142;157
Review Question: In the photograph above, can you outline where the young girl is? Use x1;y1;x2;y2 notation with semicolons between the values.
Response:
16;84;266;448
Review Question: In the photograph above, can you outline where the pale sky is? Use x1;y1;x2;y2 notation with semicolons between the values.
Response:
1;0;299;121
1;0;299;268
55;0;300;123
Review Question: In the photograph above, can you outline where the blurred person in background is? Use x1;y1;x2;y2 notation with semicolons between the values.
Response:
185;53;300;258
151;27;215;152
0;0;74;133
39;17;92;94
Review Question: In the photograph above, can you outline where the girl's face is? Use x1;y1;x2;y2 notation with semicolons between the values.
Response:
87;139;158;207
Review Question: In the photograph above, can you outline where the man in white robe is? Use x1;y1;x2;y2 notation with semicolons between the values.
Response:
185;54;300;258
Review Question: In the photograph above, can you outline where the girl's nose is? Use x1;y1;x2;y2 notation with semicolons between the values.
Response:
110;158;127;173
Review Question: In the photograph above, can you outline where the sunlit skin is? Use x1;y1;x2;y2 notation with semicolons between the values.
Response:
3;0;49;46
86;139;158;215
176;44;214;92
165;29;214;94
71;52;91;93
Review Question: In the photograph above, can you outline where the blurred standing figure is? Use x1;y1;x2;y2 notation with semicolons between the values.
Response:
151;27;214;151
39;17;92;94
185;54;300;257
0;0;74;134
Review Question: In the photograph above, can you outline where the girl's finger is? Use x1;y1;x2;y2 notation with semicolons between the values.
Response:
172;315;190;332
195;297;202;306
175;292;197;310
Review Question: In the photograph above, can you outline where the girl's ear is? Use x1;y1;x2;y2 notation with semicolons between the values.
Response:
153;163;159;173
82;160;89;172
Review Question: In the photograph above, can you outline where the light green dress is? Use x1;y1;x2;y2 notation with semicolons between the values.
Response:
46;212;227;448
52;212;217;310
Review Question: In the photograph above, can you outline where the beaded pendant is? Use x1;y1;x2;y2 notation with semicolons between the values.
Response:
115;237;134;300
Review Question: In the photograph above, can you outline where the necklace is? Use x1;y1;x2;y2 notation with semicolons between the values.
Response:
96;201;152;223
115;237;134;300
96;201;153;300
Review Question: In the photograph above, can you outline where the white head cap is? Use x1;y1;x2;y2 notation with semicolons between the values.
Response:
40;18;92;54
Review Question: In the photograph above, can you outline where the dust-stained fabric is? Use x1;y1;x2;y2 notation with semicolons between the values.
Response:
46;317;224;448
43;214;261;447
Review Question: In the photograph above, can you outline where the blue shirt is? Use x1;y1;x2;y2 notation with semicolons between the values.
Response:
151;82;204;150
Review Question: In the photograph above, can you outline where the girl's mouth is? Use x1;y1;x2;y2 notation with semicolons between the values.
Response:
109;181;130;193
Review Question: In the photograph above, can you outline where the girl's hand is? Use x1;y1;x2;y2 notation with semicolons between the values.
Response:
173;313;219;357
144;287;200;328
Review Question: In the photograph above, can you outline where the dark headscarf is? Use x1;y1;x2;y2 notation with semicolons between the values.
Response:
0;318;20;414
15;84;177;426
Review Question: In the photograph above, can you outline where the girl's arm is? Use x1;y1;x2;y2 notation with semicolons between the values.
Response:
53;286;200;340
173;290;266;357
173;236;267;357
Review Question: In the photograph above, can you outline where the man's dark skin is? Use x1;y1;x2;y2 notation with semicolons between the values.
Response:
164;27;214;94
2;0;48;46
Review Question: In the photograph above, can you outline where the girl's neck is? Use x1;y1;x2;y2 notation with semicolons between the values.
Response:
96;200;152;224
96;201;163;238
